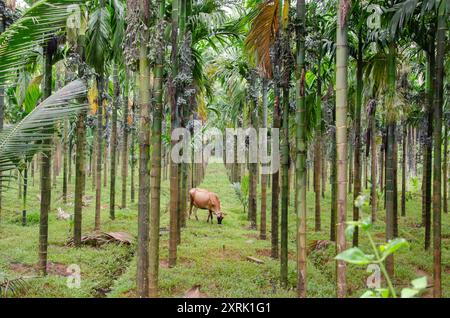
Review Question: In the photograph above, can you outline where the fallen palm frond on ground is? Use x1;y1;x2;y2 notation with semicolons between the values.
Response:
0;275;28;298
66;231;133;247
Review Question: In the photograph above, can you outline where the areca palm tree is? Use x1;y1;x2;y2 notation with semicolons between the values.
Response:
0;0;88;275
148;0;165;298
295;0;307;298
335;0;350;298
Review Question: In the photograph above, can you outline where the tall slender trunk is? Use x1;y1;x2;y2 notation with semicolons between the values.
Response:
74;109;86;246
348;132;353;194
103;112;109;188
178;0;189;234
295;0;307;296
136;0;151;297
280;2;291;286
73;34;86;247
68;136;73;184
401;125;407;216
432;0;446;298
444;124;448;215
121;77;129;208
425;50;434;250
260;78;268;240
393;128;398;237
39;42;53;276
335;0;349;297
109;64;119;220
330;107;337;242
130;91;136;203
248;72;258;230
270;93;281;257
322;146;326;198
280;84;289;287
369;101;377;222
314;135;321;231
22;165;28;224
352;28;363;246
94;75;104;231
385;40;397;277
149;0;165;297
62;119;68;203
169;0;180;268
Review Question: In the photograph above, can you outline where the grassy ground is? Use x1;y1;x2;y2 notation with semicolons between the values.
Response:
0;163;448;298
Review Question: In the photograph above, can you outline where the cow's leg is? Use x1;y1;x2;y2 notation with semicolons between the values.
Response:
189;200;193;219
208;211;213;224
194;207;199;221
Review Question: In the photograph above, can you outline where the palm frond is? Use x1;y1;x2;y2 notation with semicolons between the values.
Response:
389;0;419;38
0;0;84;85
110;0;125;62
244;0;280;78
86;6;111;74
0;80;87;177
0;276;29;298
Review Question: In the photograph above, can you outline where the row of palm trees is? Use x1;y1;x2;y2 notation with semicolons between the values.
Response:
0;0;448;298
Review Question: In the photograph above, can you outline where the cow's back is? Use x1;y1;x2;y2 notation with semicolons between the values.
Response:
190;188;211;209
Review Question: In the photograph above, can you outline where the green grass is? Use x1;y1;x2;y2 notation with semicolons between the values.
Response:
0;163;448;298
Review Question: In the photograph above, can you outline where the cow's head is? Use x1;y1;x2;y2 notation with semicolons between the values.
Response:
216;211;224;224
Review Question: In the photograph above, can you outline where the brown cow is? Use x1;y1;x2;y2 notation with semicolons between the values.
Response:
189;188;224;224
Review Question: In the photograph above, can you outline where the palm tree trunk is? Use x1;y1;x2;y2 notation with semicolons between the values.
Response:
271;95;281;260
103;114;108;188
74;107;86;247
94;75;104;231
352;30;363;246
385;41;397;277
424;50;434;250
280;1;291;286
330;108;337;242
73;37;87;247
401;125;407;216
121;77;129;208
68;136;73;184
149;0;165;297
295;0;307;296
314;135;321;231
335;0;349;297
130;92;136;203
169;0;180;268
432;0;446;297
393;128;398;237
136;0;151;297
248;72;258;230
444;124;448;215
109;64;119;220
260;78;268;240
280;84;289;287
39;42;53;276
62;118;68;203
370;102;377;222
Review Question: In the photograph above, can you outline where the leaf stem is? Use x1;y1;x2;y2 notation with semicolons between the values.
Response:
367;231;397;298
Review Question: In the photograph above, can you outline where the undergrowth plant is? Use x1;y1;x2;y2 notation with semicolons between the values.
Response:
335;195;427;298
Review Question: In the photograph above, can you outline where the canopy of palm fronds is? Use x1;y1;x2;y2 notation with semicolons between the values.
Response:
0;0;83;85
0;79;87;180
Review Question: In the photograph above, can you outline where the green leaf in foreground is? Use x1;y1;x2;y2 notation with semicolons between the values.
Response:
411;276;427;290
379;238;409;259
401;288;419;298
335;247;375;265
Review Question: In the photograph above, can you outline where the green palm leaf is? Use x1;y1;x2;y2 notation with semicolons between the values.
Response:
86;6;112;74
0;80;87;179
0;0;84;85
